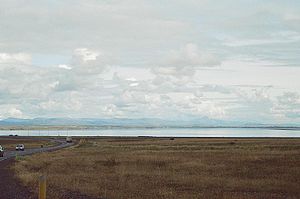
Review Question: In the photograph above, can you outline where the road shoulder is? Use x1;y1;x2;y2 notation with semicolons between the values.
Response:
0;159;34;199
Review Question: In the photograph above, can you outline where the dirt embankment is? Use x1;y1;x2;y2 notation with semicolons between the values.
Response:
0;160;34;199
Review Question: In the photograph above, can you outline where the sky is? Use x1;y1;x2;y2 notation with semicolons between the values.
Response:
0;0;299;124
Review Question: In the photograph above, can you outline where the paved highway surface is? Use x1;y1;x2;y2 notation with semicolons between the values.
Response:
0;137;74;162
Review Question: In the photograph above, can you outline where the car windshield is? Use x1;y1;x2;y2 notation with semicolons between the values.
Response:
17;144;23;147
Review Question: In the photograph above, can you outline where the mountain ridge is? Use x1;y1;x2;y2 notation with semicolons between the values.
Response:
0;117;298;128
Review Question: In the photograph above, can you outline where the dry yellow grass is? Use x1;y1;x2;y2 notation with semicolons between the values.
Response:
0;138;55;150
13;137;300;199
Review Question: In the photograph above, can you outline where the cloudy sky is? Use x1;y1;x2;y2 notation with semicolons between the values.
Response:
0;0;299;124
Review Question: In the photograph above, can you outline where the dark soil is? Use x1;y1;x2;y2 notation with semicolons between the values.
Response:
0;159;34;199
0;160;100;199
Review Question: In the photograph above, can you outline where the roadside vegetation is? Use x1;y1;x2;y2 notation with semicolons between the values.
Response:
0;138;55;150
13;138;300;198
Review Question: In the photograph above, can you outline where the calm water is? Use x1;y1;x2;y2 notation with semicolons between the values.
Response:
0;128;299;137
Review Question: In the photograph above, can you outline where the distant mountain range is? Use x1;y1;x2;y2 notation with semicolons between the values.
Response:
0;117;298;128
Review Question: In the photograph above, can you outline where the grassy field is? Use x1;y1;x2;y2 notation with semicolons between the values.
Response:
13;137;300;199
0;137;56;150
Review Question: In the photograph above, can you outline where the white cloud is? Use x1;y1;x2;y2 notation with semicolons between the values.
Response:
272;92;300;119
0;53;31;65
0;1;299;124
8;107;23;118
71;48;111;75
152;43;220;78
73;48;100;62
0;106;23;119
164;43;220;68
222;31;300;47
58;64;72;70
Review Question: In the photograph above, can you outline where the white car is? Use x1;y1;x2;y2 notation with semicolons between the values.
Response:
66;137;73;143
16;144;25;151
0;145;4;157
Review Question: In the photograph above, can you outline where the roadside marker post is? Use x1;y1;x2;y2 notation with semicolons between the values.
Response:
39;175;47;199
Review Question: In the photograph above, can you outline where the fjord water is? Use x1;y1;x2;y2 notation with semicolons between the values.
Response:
0;128;299;137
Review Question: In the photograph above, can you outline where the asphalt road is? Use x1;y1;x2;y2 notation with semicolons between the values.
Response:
0;137;74;162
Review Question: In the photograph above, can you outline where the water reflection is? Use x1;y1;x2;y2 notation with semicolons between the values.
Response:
0;128;299;137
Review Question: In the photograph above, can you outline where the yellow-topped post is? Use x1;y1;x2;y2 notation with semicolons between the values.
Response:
39;175;46;199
